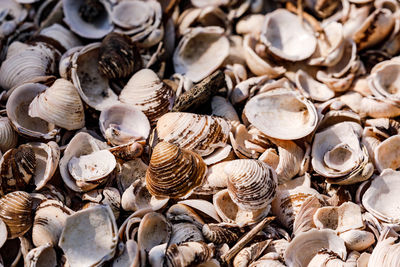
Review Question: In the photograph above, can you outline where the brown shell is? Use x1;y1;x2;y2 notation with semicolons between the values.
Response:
0;191;33;239
0;144;36;195
202;223;243;245
145;141;207;198
98;32;142;79
164;241;214;267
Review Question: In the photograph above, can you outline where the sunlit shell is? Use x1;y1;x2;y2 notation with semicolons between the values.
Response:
339;229;375;251
202;223;242;245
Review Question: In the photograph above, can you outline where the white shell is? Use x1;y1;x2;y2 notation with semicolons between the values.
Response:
39;23;82;51
295;70;335;102
25;243;57;267
0;117;18;153
374;135;400;172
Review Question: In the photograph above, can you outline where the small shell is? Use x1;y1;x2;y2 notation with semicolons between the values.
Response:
0;117;18;153
164;241;214;267
225;159;277;211
29;78;85;130
113;240;139;267
146;141;207;198
295;70;335;102
0;191;33;239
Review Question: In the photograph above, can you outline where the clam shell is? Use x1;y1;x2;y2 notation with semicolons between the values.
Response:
202;223;242;245
164;241;214;267
339;229;375;251
82;187;121;220
225;159;277;211
25;243;57;267
38;23;82;52
170;222;204;245
0;117;18;153
119;69;175;126
243;89;318;140
145;141;207;198
295;70;335;102
113;240;139;267
59;205;118;267
0;191;33;239
374;134;400;172
156;112;231;156
29;78;85;130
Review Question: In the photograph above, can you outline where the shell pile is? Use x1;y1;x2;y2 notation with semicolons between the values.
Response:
2;0;400;266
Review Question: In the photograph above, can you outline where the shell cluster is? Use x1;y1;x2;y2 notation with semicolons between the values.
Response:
1;0;400;266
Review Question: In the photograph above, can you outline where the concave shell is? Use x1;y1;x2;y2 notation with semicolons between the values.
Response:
194;161;229;195
6;83;60;140
339;229;375;251
29;78;85;130
119;69;175;126
243;89;318;140
32;199;73;247
70;43;119;111
98;32;142;79
164;241;214;267
295;70;335;102
62;0;114;39
156;112;231;156
25;243;57;267
362;169;400;223
284;229;347;267
113;240;139;267
0;117;18;153
225;159;277;211
374;135;400;172
99;103;150;146
59;205;118;267
0;191;33;239
145;141;206;198
173;26;229;82
260;9;317;61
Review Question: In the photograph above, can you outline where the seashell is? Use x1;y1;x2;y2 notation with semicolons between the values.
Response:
295;70;335;102
211;96;240;122
0;42;59;91
260;9;317;61
99;103;151;146
137;212;171;266
166;204;205;229
0;144;36;195
313;202;364;233
243;88;318;140
304;0;339;18
37;23;82;53
312;121;374;184
284;229;347;267
98;32;142;79
116;158;148;192
0;117;18;153
32;199;73;247
292;195;323;236
202;145;234;166
29;78;85;131
148;243;167;267
225;159;277;211
6;83;60;140
374;135;400;172
362;169;400;223
0;191;33;239
62;0;114;39
82;187;121;220
25;243;57;267
164;241;214;267
233;240;271;267
113;240;139;267
157;112;231;156
213;189;270;227
170;222;204;245
249;253;286;267
194;161;229;195
173;26;229;82
367;227;400;266
178;199;221;223
236;15;265;36
146;141;206;198
339;229;375;251
202;223;242;245
0;219;7;248
70;42;119;111
59;205;118;267
119;69;175;126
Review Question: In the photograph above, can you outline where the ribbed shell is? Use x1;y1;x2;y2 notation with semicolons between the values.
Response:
0;117;18;153
225;159;277;211
157;112;231;156
164;241;214;267
29;78;85;130
202;223;242;245
170;222;204;245
146;141;207;198
0;191;33;239
120;69;175;126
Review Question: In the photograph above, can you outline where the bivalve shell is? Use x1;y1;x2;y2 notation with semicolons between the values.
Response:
0;117;18;153
164;241;214;267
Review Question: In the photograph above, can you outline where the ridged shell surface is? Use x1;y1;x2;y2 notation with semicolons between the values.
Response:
0;117;18;153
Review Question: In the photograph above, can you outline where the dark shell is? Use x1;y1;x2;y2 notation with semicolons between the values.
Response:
202;223;243;245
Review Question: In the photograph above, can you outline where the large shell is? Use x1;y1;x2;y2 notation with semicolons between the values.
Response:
145;141;207;198
119;69;175;126
0;191;33;239
243;89;318;140
173;26;229;82
0;117;18;153
99;103;150;146
62;0;114;39
59;205;118;267
29;78;85;130
225;159;277;211
260;9;317;61
156;112;231;156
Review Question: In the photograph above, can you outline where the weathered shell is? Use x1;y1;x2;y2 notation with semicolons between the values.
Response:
367;228;400;266
99;103;151;146
32;199;73;247
173;26;229;82
166;204;205;229
25;243;57;267
170;222;204;245
243;89;318;140
62;0;114;39
59;205;118;267
113;240;139;267
29;78;85;130
83;187;121;220
194;161;229;195
374;135;400;172
0;117;18;153
0;191;33;239
98;32;142;79
202;223;242;245
225;159;277;211
233;240;271;267
157;112;231;156
178;199;221;223
146;141;206;198
339;229;375;251
260;9;317;61
164;241;214;267
6;83;60;140
295;70;335;102
119;69;175;126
